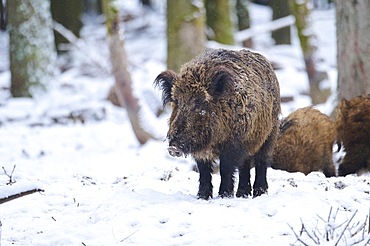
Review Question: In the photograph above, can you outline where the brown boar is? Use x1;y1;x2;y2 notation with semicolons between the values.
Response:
272;106;336;177
154;49;281;199
336;94;370;176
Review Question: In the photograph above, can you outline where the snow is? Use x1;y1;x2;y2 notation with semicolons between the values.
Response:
0;1;369;245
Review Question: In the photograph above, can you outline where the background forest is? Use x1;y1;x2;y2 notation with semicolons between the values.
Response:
0;0;369;245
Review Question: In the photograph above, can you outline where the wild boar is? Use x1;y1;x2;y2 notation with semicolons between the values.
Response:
272;106;336;177
336;94;370;176
154;49;281;199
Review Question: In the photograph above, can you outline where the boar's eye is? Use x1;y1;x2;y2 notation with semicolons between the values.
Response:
194;98;202;108
210;70;233;98
154;70;177;107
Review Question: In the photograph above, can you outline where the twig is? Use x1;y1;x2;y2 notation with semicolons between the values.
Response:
288;223;309;246
120;229;139;242
2;165;16;185
300;218;320;244
334;209;358;246
0;188;44;204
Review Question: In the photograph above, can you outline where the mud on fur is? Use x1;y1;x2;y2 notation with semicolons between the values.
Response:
154;49;280;199
336;94;370;176
272;106;337;177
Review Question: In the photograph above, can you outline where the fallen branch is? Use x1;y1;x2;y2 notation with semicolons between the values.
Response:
0;188;44;204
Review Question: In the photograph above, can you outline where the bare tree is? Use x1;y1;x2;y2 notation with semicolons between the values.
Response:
289;0;329;105
8;0;57;97
336;0;370;100
270;0;291;45
205;0;234;45
0;0;7;30
50;0;83;52
102;0;153;145
236;0;252;47
167;0;205;72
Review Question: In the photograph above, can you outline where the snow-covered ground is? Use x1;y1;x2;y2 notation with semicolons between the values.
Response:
0;1;369;245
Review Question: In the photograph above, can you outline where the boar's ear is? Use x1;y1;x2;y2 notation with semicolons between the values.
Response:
209;69;234;99
154;70;176;107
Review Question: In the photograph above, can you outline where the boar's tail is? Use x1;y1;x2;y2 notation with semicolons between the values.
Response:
334;141;342;152
279;118;295;134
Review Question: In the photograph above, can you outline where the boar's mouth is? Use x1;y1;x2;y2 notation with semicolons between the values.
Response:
167;146;185;157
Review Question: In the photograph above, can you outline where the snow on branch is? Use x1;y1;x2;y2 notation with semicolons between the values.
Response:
0;187;44;205
235;15;295;43
52;21;109;74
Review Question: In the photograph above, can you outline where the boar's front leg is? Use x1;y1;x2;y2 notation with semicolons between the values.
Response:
218;152;238;198
196;159;213;200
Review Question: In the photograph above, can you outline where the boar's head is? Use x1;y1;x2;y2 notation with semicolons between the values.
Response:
154;64;235;158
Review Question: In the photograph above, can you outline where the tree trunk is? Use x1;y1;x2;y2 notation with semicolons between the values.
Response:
336;0;370;100
271;0;291;45
205;0;234;45
102;0;153;145
167;0;205;72
236;0;252;48
0;0;7;31
289;0;329;104
51;0;83;53
8;0;57;97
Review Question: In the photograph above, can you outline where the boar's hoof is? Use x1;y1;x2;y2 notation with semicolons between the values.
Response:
197;193;212;200
236;189;251;198
168;146;184;157
253;187;267;198
197;190;213;200
219;191;234;199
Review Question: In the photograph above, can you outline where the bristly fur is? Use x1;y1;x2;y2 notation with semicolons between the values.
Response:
336;94;370;176
272;106;336;177
154;48;281;199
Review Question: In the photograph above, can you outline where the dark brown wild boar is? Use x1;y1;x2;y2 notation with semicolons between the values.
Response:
154;49;281;199
336;94;370;176
272;106;336;177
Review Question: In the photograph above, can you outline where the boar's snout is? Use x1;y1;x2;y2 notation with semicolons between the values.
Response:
168;145;184;157
167;127;186;157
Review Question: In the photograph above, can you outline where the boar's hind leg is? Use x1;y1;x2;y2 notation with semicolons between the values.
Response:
236;159;252;198
196;160;213;200
253;134;275;198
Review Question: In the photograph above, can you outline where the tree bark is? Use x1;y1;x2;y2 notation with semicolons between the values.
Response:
8;0;57;97
0;0;7;31
205;0;234;45
271;0;291;45
167;0;205;72
236;0;252;48
336;0;370;100
289;0;329;104
102;0;153;145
